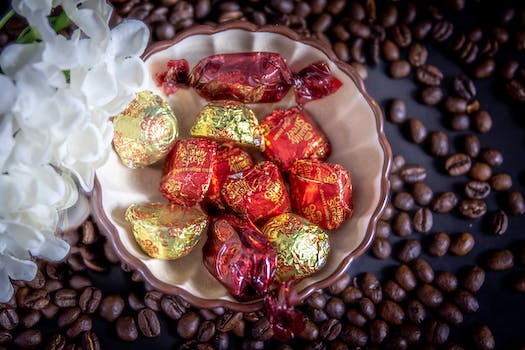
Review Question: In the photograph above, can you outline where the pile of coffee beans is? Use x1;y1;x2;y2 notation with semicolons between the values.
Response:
1;0;524;349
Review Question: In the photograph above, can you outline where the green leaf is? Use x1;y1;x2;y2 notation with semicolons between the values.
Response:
63;70;71;83
50;11;71;32
0;9;15;31
16;26;41;44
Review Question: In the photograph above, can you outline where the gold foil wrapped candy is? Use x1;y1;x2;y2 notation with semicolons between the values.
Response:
190;100;264;150
125;203;208;260
113;90;178;168
261;213;330;282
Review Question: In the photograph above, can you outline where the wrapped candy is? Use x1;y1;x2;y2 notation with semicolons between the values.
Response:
288;159;353;230
125;203;208;260
112;90;178;168
191;100;264;150
203;214;277;300
206;145;255;210
159;138;218;206
156;52;342;105
261;213;330;282
261;107;330;171
221;161;291;223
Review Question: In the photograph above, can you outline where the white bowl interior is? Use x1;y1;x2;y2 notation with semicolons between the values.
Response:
95;29;385;303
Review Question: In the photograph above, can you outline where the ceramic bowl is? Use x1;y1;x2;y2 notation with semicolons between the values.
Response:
91;21;391;312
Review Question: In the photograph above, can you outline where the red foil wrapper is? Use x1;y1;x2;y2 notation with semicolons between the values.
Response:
261;107;331;171
203;214;277;301
206;145;255;209
288;159;353;230
159;138;218;206
221;161;291;223
155;52;342;105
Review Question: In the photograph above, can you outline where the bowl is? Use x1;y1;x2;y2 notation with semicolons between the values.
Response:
91;21;391;312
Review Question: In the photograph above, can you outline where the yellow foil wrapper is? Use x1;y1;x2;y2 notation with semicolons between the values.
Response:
190;100;264;150
113;90;178;168
261;213;330;282
125;203;208;260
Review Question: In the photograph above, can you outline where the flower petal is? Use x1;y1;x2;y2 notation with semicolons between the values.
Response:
61;0;110;42
2;221;45;251
0;43;43;77
0;75;16;114
0;269;14;303
80;62;118;107
0;114;15;171
43;35;81;70
4;254;37;281
30;232;69;261
110;20;150;58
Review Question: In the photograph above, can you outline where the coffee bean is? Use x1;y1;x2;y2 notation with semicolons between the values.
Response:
486;249;514;271
252;317;274;341
328;274;351;296
399;164;427;183
383;280;406;302
137;308;161;338
395;264;417;291
345;309;366;327
392;212;412;237
471;324;495;350
14;329;42;349
196;320;216;342
68;275;92;290
427;131;448;157
393;192;415;211
459;199;487;219
434;271;459;294
360;273;382;304
507;191;525;215
144;291;162;312
489;173;512;191
309;307;329;324
431;192;458;213
375;220;391;238
298;320;318;341
397;239;421;263
444;96;468;114
416;64;443;86
358;297;376;319
66;315;92;339
424;319;450;345
379;4;397;27
155;22;175;41
468;162;492;181
340;324;368;347
390;173;403;191
471;110;492;133
445;153;471;176
342;286;362;305
161;295;187;320
465;181;490;199
461;266;485;292
45;280;63;294
312;13;332;33
315;318;338;341
406;118;428;144
449;113;471;131
511;272;525;293
389;60;411;79
98;295;124;322
378;300;405;325
326;297;346;319
306;291;327;309
127;293;145;312
449;232;475;256
347;19;371;39
381;39;400;62
473;58;496;79
216;310;242;332
116;316;138;342
453;289;479;314
391;155;407;174
41;303;59;320
81;331;100;350
487;209;508;235
371;238;391;260
54;289;78;308
453;75;477;101
411;258;434;284
506;79;525;102
45;333;66;350
406;299;426;324
27;270;46;289
407;43;428;67
333;42;350;62
0;307;18;330
479;148;503;167
398;324;421;345
413;208;433;233
79;287;101;314
412;182;433;206
391;24;412;47
21;310;40;328
17;288;50;310
81;221;97;245
57;307;81;329
420;86;444;105
388;99;407;123
417;284;443;308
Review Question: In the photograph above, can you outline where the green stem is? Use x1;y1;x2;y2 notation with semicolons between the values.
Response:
0;9;15;31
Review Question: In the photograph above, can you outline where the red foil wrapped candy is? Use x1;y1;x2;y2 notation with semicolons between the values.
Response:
261;107;330;171
203;213;277;300
288;159;353;230
221;161;291;223
159;137;218;206
156;52;342;105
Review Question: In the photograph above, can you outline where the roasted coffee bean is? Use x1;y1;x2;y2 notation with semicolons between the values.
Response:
413;208;433;233
465;181;490;199
375;220;391;238
379;4;397;27
434;271;459;293
312;13;332;33
390;155;405;174
69;275;91;290
350;38;365;64
116;316;138;342
500;59;519;80
360;273;382;304
328;274;351;296
81;331;100;350
368;319;389;344
333;42;350;62
407;43;428;67
453;289;479;314
449;113;471;131
137;308;161;338
389;60;411;79
21;310;41;328
388;99;407;124
473;58;496;79
309;307;329;324
486;249;514;271
479;148;503;167
371;237;391;260
306;291;327;309
471;110;492;133
420;86;443;105
0;307;18;330
427;131;448;156
489;173;512;191
128;293;145;311
432;19;454;41
41;303;59;320
487;210;508;235
57;307;81;329
411;258;434;283
390;174;403;191
14;329;42;349
326;297;346;319
393;192;415;211
399;164;426;183
508;191;525;215
381;39;400;62
449;232;475;256
378;300;405;325
397;239;421;263
438;301;464;326
398;324;421;344
54;289;78;308
406;299;426;324
444;96;468;114
196;320;216;342
17;288;50;310
412;182;433;206
155;22;175;41
453;75;477;100
431;192;458;213
347;19;371;39
406;118;428;144
345;309;366;327
461;266;485;292
392;212;412;237
468;162;492;181
471;324;495;350
511;272;525;293
342;286;362;305
298;320;318;341
395;264;417;291
45;333;66;350
416;64;443;86
506;79;525;102
445;153;471;176
320;318;341;341
340;324;368;347
391;24;412;47
417;284;443;308
458;199;487;219
79;287;101;314
424;319;450;345
45;280;63;293
216;310;242;332
358;297;376;320
462;135;480;159
27;270;46;289
144;291;162;312
252;317;274;341
383;280;406;302
161;295;186;320
66;315;92;339
98;295;124;322
81;221;97;245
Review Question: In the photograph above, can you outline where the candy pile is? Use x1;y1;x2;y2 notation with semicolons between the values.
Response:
112;52;352;304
